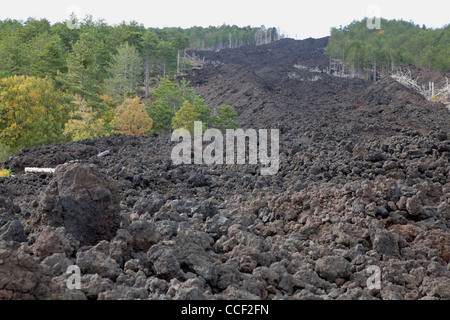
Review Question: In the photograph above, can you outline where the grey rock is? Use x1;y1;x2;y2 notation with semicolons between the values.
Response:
336;288;377;300
315;256;352;282
32;226;79;259
0;220;26;243
167;277;207;300
0;241;50;299
41;253;73;277
133;192;164;216
406;195;422;216
213;259;241;290
128;220;159;252
145;277;170;295
81;274;115;299
76;249;122;280
192;200;218;219
124;259;144;273
98;285;148;300
216;285;260;300
173;229;216;282
204;215;232;240
147;244;184;280
372;229;400;257
156;220;178;239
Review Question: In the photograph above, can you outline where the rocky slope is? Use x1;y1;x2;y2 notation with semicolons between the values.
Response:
0;38;449;300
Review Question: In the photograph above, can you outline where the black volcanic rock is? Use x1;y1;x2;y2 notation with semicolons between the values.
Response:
30;163;121;246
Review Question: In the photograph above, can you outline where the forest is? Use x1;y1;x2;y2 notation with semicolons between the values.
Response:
0;17;278;160
325;18;450;79
1;16;449;162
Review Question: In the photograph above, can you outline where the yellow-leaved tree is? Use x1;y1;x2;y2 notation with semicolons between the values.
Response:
63;95;109;141
111;97;153;135
172;100;198;135
0;75;70;151
172;100;210;135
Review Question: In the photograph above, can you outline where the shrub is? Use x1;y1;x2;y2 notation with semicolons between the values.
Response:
0;167;13;178
0;143;12;162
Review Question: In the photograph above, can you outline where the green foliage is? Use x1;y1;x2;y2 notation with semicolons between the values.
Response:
0;30;23;78
106;42;143;101
0;143;12;162
63;95;109;141
210;105;239;131
326;19;450;76
192;96;211;125
0;18;281;86
181;25;282;50
171;32;190;51
27;32;67;78
0;18;255;149
172;100;209;135
0;75;70;151
148;78;198;136
57;32;105;99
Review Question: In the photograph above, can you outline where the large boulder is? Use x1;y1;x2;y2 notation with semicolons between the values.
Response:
30;163;121;246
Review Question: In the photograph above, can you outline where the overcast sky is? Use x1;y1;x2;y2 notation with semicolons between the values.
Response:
0;0;448;39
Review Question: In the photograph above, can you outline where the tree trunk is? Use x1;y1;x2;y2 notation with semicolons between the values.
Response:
373;59;377;82
177;50;180;76
145;55;150;99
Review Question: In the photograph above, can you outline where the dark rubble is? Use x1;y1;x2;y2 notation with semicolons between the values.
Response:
0;38;449;300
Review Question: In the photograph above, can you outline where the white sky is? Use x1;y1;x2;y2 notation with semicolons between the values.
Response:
0;0;448;39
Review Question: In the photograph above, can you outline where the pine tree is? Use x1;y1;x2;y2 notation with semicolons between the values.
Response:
106;42;143;100
58;33;104;100
28;32;67;78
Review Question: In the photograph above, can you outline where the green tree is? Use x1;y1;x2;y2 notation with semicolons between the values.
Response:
148;78;198;136
192;96;211;125
27;32;67;78
141;30;159;98
155;40;176;78
50;21;80;51
0;75;70;151
63;95;109;141
210;105;238;131
0;143;12;162
171;32;189;75
106;42;143;100
172;100;207;135
0;31;23;77
326;18;449;75
58;32;104;100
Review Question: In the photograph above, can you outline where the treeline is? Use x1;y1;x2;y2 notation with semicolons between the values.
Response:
325;18;450;80
183;25;282;50
0;17;259;159
0;17;281;82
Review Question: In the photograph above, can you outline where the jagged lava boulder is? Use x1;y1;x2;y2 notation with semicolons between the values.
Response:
29;163;121;246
